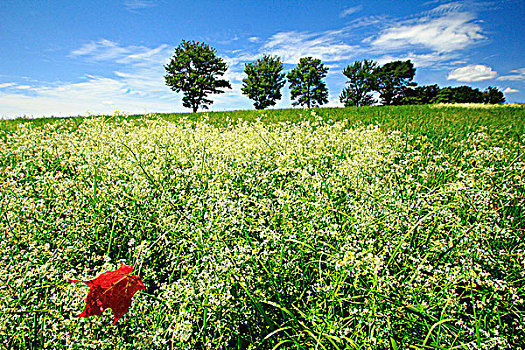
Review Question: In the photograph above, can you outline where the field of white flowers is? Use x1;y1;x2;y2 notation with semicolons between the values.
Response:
1;107;524;349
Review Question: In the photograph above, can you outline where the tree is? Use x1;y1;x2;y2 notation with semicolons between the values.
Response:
431;86;484;104
374;60;416;105
450;86;483;103
483;86;505;104
431;87;455;104
400;84;439;105
241;55;286;110
287;57;329;108
164;40;231;113
339;60;378;107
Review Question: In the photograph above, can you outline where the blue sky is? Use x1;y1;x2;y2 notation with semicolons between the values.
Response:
1;0;524;117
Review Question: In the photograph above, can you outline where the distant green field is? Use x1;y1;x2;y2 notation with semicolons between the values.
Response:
1;105;524;349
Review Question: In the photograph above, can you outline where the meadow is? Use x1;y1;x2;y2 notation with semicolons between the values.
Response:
0;104;524;349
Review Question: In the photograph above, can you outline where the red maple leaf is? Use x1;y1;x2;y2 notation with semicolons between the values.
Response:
68;263;145;324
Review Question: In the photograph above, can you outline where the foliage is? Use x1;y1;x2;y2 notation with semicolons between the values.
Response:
432;86;483;104
287;57;329;108
405;85;505;105
451;85;483;103
400;84;440;105
164;40;231;113
432;87;456;104
336;59;506;107
339;59;378;107
374;60;416;105
483;86;506;104
241;55;286;110
1;105;525;349
68;263;145;325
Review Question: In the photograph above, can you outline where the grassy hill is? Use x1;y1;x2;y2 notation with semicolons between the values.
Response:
1;105;524;349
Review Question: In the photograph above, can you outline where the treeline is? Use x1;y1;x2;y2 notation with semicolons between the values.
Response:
164;40;505;112
401;85;505;105
339;59;505;106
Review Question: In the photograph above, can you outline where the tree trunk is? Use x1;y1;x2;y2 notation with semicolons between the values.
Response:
307;83;311;109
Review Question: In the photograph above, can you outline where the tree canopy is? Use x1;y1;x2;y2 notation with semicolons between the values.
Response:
397;84;506;105
241;55;286;110
339;59;378;107
483;86;506;104
432;86;483;104
164;40;231;113
287;57;329;108
400;84;440;105
375;60;416;105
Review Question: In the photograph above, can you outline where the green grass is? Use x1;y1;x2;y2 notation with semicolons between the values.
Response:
1;105;524;349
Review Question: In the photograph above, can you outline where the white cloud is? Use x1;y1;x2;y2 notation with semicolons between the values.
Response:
70;39;132;60
261;30;360;64
223;53;259;70
447;64;497;82
346;15;387;30
247;36;260;43
0;75;177;118
371;11;485;53
497;68;525;81
503;87;519;93
72;40;175;98
424;2;467;16
123;0;157;10
223;69;245;83
325;96;344;108
0;83;32;90
224;3;485;78
0;40;182;118
71;39;172;66
376;52;462;68
118;44;172;67
224;28;360;68
0;83;16;89
340;5;362;18
74;40;174;90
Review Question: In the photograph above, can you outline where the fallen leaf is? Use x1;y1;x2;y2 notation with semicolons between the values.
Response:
68;263;145;324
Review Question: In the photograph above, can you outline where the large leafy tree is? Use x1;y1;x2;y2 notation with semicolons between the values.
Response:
483;86;505;104
287;57;329;108
242;55;286;110
339;59;378;107
164;40;231;113
375;60;416;105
